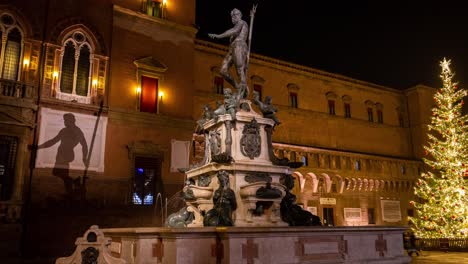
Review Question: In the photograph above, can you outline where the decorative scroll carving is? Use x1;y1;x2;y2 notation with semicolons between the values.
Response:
265;126;289;166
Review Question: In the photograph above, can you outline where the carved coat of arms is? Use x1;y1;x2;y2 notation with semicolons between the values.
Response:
240;118;261;159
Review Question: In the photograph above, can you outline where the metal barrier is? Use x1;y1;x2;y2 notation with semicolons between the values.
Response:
418;238;468;251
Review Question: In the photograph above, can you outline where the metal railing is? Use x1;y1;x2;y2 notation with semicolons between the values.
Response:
417;238;468;252
0;78;34;99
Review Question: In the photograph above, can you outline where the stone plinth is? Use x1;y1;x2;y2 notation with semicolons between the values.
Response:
96;226;410;264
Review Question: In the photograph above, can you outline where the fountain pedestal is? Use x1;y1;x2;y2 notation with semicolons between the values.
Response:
184;103;292;227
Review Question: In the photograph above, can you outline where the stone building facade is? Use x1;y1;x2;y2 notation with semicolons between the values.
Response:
0;0;435;259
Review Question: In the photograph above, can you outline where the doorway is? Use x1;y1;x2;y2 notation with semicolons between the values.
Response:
323;207;335;226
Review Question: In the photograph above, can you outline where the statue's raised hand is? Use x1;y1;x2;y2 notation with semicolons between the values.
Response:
208;33;218;39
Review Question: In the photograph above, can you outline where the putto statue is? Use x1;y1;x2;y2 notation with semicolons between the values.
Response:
209;8;250;99
252;91;281;127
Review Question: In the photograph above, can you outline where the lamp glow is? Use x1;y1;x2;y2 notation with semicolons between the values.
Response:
158;91;164;97
92;79;98;87
23;59;30;66
136;87;141;94
53;71;59;78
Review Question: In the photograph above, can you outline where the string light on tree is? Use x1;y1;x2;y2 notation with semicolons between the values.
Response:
409;58;468;238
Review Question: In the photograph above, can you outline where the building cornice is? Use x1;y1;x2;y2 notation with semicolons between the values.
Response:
113;5;198;37
403;84;436;95
195;39;404;95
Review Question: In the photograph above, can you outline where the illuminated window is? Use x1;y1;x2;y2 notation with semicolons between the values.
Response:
57;31;93;103
253;84;262;101
132;157;161;205
355;160;361;171
289;92;298;108
328;100;336;115
140;76;159;113
214;75;224;94
367;107;373;122
143;0;163;18
0;13;23;81
134;57;167;113
344;103;351;118
301;155;308;167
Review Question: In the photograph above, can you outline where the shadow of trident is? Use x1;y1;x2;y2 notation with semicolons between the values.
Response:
80;100;104;200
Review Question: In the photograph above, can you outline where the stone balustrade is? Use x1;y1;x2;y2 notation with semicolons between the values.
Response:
0;78;34;99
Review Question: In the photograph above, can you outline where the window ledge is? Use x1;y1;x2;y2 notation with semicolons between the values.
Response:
56;91;91;104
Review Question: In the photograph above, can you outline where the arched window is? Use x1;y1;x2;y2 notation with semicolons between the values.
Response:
57;31;93;103
342;95;352;118
326;91;337;115
0;13;23;81
251;75;265;101
287;83;300;108
365;100;374;122
375;102;383;123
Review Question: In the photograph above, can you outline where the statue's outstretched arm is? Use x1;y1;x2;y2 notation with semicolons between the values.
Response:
211;23;242;39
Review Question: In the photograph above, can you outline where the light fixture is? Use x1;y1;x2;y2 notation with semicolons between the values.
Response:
92;79;98;87
53;71;59;78
136;86;141;94
23;59;30;66
157;91;164;114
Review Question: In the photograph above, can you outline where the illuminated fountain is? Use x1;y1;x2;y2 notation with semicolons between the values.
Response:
56;6;410;263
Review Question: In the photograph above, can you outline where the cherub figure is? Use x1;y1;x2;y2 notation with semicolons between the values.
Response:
195;104;214;133
252;91;280;127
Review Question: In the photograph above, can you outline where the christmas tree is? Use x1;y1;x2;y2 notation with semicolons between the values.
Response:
410;58;468;238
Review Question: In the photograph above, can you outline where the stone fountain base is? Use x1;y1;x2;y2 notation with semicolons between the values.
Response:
56;225;410;264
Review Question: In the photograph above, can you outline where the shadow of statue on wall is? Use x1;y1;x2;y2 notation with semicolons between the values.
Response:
37;113;88;201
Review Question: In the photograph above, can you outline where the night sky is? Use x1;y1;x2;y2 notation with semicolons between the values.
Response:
195;1;468;91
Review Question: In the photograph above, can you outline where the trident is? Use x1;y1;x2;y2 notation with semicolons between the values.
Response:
245;4;257;77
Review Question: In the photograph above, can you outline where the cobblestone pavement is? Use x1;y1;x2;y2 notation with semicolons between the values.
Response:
410;251;468;263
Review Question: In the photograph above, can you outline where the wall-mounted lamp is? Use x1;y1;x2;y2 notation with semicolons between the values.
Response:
157;91;164;114
22;59;30;82
92;79;98;94
52;71;59;97
136;86;141;110
162;0;168;19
